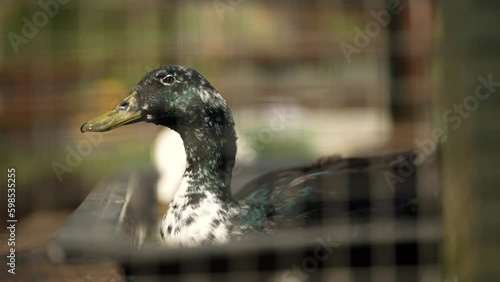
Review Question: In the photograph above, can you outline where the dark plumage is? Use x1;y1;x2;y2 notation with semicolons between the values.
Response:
81;65;416;247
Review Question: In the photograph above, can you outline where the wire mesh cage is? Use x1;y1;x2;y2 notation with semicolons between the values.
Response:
49;150;441;281
1;0;445;281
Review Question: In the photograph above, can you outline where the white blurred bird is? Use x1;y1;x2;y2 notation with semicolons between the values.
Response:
152;128;256;204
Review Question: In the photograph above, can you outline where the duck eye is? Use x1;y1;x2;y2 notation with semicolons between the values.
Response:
160;75;175;85
119;101;129;110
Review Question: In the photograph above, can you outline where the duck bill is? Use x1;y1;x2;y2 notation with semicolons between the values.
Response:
80;92;144;133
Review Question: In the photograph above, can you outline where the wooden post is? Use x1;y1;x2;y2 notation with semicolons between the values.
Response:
442;0;500;281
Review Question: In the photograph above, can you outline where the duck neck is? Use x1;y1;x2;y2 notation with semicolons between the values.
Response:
160;108;239;245
171;106;237;201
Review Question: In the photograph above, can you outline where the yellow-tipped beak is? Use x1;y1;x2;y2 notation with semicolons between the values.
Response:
81;92;143;133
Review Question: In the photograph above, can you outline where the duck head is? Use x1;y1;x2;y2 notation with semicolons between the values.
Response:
81;65;237;177
81;65;231;134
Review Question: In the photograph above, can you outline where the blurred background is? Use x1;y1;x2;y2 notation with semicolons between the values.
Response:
0;0;436;222
3;0;496;281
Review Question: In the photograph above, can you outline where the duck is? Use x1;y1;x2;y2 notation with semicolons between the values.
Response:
152;129;187;205
81;65;417;247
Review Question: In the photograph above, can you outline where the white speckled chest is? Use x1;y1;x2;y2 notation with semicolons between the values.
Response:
160;174;239;246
